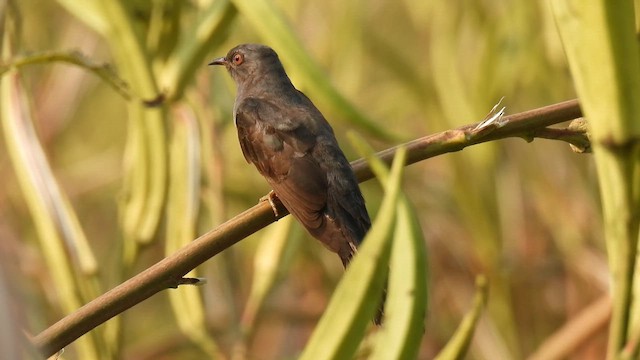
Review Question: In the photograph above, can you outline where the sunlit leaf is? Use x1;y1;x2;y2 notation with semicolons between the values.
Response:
349;132;428;360
299;148;407;360
166;104;222;357
434;276;488;360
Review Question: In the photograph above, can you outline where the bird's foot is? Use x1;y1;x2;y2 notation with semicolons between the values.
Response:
259;190;280;218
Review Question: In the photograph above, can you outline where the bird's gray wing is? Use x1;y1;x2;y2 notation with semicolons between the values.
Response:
235;97;328;232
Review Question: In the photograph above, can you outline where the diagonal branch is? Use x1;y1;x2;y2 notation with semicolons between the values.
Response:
31;98;583;357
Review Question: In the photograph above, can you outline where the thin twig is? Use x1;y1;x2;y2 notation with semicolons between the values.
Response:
0;51;132;100
31;98;583;357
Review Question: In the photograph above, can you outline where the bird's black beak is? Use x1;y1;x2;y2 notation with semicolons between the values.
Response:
208;57;227;66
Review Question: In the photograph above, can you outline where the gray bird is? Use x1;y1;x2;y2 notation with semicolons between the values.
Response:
209;44;371;269
210;44;384;324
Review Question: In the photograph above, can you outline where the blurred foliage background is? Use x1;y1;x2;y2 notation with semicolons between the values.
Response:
0;0;607;359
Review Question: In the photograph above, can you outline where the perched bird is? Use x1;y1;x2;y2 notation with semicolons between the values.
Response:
210;45;382;322
209;43;370;268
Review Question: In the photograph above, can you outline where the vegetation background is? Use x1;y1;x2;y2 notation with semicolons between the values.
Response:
0;0;609;359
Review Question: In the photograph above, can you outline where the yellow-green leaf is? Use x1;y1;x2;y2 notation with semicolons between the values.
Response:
299;148;407;360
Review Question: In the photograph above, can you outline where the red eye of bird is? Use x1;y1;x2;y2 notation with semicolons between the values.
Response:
232;53;244;65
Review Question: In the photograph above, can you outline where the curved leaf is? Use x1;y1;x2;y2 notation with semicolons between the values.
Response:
349;132;429;360
165;104;222;357
299;147;407;360
371;199;428;360
434;276;488;360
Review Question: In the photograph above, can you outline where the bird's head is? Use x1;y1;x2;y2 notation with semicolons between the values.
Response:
209;44;287;88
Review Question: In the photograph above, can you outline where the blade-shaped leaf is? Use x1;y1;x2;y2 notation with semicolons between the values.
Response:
1;67;100;359
165;104;222;357
371;200;428;360
434;276;488;360
299;147;407;360
349;132;429;360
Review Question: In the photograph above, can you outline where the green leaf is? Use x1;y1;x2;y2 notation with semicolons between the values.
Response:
349;131;429;360
165;104;222;357
552;2;640;357
299;147;407;360
1;57;100;360
92;0;168;248
434;276;488;360
370;199;428;360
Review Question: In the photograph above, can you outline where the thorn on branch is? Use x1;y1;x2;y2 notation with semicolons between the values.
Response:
172;277;207;288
